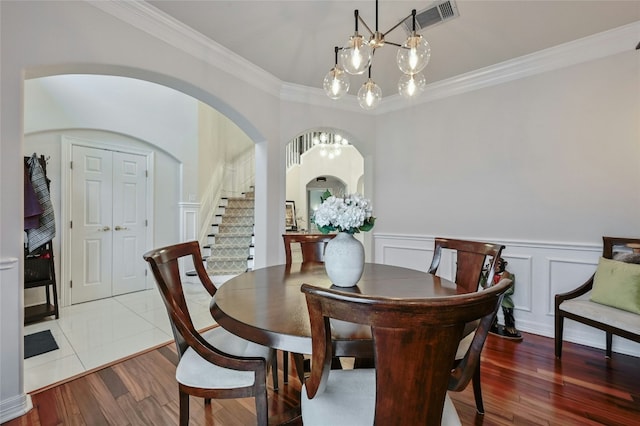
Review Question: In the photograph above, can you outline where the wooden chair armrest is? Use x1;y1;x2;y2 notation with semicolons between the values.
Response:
171;308;266;373
555;275;594;306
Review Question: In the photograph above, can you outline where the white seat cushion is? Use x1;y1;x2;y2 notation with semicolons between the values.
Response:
455;330;475;360
560;291;640;335
176;326;272;389
301;369;461;426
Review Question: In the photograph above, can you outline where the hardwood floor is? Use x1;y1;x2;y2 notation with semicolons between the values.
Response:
5;332;639;425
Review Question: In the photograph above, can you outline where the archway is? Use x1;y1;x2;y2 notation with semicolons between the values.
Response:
21;71;259;393
285;128;366;240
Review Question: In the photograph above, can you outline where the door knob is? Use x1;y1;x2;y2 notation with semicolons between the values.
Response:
100;226;111;231
115;226;128;231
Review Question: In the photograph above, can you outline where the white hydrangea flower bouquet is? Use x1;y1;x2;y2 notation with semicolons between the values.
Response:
313;190;375;234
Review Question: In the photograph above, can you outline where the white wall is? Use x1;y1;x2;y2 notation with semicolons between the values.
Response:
26;75;200;200
372;48;640;358
1;1;639;421
374;50;640;242
197;104;254;239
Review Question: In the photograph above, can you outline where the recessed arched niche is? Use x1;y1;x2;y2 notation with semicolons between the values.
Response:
285;129;364;233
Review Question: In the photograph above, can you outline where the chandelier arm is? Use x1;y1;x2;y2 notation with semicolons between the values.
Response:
357;14;375;37
384;41;403;48
382;12;415;39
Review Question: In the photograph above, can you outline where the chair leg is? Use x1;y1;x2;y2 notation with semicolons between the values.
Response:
179;390;189;426
292;352;306;383
606;332;613;359
271;355;279;391
472;363;484;415
283;350;289;384
555;314;564;358
255;386;269;426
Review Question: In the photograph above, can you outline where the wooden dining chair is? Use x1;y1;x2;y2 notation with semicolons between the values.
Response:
283;233;336;264
428;237;505;414
275;233;337;387
143;241;273;426
300;278;513;425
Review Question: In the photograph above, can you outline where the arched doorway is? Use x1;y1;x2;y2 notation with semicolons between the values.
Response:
285;128;365;233
21;73;258;392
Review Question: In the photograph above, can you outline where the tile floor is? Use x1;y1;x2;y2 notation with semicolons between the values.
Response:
23;277;226;393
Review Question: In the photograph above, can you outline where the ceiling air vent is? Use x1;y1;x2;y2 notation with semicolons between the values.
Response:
402;0;460;34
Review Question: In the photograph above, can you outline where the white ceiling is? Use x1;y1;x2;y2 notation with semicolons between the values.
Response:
147;1;640;97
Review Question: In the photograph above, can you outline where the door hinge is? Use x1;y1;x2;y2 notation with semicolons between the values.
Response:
145;170;148;178
145;219;148;227
70;161;73;170
70;221;73;229
145;269;147;277
70;280;73;288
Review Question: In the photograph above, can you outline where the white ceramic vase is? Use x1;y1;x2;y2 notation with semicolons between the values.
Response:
323;232;365;287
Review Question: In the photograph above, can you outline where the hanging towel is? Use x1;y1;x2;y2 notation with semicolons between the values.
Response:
26;154;56;252
24;166;43;229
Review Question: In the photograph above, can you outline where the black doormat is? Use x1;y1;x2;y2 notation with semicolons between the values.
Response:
24;329;59;359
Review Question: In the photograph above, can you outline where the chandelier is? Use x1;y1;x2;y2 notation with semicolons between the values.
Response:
323;0;431;110
312;132;349;159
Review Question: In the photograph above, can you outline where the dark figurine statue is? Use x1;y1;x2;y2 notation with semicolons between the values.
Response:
484;258;522;341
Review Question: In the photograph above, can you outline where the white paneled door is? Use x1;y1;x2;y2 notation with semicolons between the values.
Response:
71;146;147;304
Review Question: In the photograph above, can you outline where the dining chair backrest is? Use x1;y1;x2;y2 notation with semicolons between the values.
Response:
142;241;220;356
283;233;336;264
144;241;270;426
428;237;505;294
301;278;512;425
144;241;213;356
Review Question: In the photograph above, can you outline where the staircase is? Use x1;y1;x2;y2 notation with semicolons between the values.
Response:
204;190;254;276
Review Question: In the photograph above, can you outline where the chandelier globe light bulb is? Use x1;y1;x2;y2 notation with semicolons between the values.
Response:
339;33;372;75
357;79;382;110
397;34;430;75
323;67;350;99
398;72;426;98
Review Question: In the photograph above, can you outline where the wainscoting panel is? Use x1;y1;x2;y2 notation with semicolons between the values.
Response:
381;245;433;272
373;233;639;357
501;254;533;313
547;257;598;316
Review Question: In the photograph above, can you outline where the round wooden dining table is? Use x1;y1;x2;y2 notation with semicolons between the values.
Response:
209;262;459;356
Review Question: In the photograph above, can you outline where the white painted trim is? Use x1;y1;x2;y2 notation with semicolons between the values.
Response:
378;21;640;113
90;2;639;113
502;254;533;313
89;3;638;113
0;257;18;270
545;256;599;316
89;0;282;98
374;232;601;252
0;393;32;424
179;202;200;243
373;233;639;357
60;135;155;305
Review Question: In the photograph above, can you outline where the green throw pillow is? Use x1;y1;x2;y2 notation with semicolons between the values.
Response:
590;257;640;314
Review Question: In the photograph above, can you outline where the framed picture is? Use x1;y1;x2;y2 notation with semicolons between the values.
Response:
285;200;297;231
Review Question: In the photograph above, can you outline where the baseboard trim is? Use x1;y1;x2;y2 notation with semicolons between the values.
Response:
0;393;33;424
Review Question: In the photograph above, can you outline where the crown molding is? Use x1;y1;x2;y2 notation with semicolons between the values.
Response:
89;2;638;114
88;0;282;98
377;20;640;114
